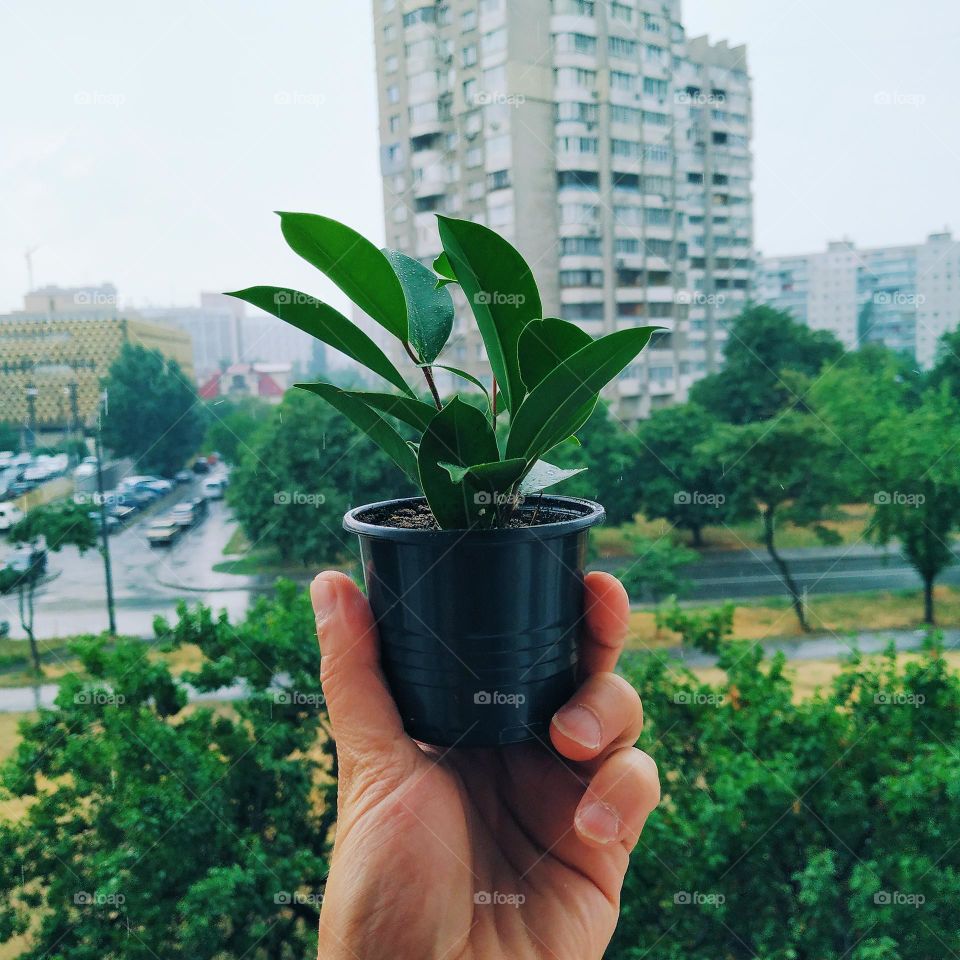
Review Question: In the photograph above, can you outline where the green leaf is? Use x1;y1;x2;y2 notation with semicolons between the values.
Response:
342;391;438;433
295;382;418;482
383;249;454;363
277;212;407;342
418;398;501;529
518;318;593;392
225;286;415;398
519;460;588;495
433;251;457;288
425;364;493;415
506;326;659;463
437;215;541;414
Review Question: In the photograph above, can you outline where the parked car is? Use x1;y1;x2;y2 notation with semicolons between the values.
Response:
192;458;210;475
202;477;226;500
88;511;120;534
6;481;36;498
74;456;100;479
174;469;193;484
5;540;47;577
172;496;209;527
107;504;136;525
138;477;173;495
145;516;181;547
0;502;24;532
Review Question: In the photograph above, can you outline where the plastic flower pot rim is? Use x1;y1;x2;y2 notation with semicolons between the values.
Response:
343;494;605;542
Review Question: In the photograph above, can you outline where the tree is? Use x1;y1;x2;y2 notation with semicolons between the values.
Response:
100;343;204;476
866;391;960;624
0;421;21;452
619;536;698;603
3;502;97;673
928;327;960;401
689;304;844;424
701;413;846;631
0;581;334;958
203;396;274;465
227;388;417;566
635;403;731;545
553;402;642;524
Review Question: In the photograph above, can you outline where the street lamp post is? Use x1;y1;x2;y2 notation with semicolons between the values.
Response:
91;392;116;635
24;384;38;450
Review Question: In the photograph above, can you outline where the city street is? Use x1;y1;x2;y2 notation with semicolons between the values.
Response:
0;480;256;640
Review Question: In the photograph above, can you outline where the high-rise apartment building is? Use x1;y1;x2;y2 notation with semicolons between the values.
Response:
373;0;753;418
758;231;960;368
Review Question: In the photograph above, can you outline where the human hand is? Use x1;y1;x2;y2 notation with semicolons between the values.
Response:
311;570;660;960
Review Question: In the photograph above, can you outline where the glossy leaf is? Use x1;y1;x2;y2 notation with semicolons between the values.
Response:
432;251;457;288
346;391;438;433
426;364;493;414
418;398;501;529
506;326;659;463
519;460;588;495
384;249;454;363
437;215;541;414
295;382;418;482
277;212;407;341
518;317;593;392
226;286;415;398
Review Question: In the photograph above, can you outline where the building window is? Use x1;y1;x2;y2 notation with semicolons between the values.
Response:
409;102;439;125
556;100;599;123
466;146;483;167
611;138;640;158
388;114;401;134
555;67;597;89
462;44;478;67
643;110;668;126
462;9;477;31
487;169;511;190
557;169;600;190
468;180;485;200
608;37;637;58
482;27;507;54
403;7;436;27
610;2;633;22
560;237;602;256
392;205;408;223
610;70;635;92
562;302;604;320
644;12;662;32
644;208;672;226
644;44;666;63
559;202;599;224
385;54;399;73
384;23;396;42
386;85;400;104
557;136;599;154
560;269;604;287
554;32;598;55
644;76;668;98
463;78;477;101
610;104;640;124
616;238;640;254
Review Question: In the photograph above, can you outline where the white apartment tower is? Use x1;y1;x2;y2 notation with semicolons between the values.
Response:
374;0;753;418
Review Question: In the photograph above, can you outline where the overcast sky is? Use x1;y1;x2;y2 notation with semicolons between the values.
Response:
1;0;957;315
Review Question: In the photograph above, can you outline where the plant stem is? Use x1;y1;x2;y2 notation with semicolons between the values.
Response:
405;343;442;410
492;378;498;419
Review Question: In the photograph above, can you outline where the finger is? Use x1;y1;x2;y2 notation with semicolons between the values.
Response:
311;571;416;780
549;672;644;763
574;747;660;850
580;571;630;676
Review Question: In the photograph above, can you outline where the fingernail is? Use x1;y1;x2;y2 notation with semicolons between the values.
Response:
552;703;602;750
575;799;622;845
311;574;338;623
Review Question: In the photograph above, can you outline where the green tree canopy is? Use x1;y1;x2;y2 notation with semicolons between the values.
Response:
635;402;731;545
866;390;960;623
100;343;204;476
227;388;417;566
689;305;844;424
203;396;275;465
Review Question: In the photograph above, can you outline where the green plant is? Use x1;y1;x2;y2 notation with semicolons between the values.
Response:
619;536;698;603
227;213;656;529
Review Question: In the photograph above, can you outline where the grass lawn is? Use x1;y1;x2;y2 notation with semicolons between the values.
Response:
624;585;960;650
594;503;874;556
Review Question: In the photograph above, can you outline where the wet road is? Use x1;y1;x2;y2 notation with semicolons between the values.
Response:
0;480;256;640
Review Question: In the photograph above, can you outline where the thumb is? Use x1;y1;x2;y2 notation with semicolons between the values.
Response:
311;571;416;785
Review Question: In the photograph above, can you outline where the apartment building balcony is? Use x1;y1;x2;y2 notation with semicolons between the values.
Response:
412;166;447;199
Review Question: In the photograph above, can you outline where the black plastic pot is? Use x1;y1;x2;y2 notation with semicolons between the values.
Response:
343;495;605;748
